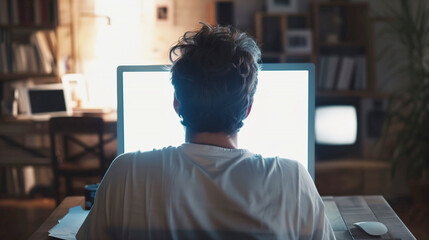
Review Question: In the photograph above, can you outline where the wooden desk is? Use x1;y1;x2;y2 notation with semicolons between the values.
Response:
0;113;117;195
28;196;84;240
323;195;415;240
0;112;117;167
30;195;415;240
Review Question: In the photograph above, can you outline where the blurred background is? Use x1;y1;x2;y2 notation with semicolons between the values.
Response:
0;0;428;239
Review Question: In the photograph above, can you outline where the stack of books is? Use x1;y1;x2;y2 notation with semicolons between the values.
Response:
0;30;57;74
318;54;367;91
0;0;59;26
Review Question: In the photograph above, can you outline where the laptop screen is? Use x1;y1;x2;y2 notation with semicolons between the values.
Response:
28;89;67;114
117;64;315;179
22;83;71;118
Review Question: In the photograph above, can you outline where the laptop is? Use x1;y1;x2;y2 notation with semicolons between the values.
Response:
18;83;72;120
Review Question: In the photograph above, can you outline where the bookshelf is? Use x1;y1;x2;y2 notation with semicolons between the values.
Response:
312;2;376;96
0;0;74;82
0;0;74;115
310;2;391;196
254;12;315;63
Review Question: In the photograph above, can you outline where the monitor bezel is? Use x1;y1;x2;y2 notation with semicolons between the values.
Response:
117;63;315;179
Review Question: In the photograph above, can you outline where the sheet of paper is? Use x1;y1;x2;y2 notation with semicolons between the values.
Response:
48;206;89;240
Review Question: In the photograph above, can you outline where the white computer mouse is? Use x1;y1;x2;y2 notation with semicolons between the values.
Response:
354;221;388;236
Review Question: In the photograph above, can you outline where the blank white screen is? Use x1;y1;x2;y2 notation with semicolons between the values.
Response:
122;70;309;170
315;106;357;145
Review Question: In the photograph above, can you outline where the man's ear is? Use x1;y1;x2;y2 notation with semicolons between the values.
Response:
173;95;180;115
245;100;253;119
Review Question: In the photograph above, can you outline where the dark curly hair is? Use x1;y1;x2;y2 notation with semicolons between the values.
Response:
170;24;261;134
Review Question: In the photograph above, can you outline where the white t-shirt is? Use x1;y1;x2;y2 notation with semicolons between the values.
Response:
77;143;335;240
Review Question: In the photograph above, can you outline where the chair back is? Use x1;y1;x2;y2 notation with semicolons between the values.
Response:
49;116;107;171
49;116;108;204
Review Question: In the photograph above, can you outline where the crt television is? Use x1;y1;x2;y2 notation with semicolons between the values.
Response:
117;63;315;179
315;96;361;160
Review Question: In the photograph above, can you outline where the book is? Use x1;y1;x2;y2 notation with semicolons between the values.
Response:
26;45;39;72
11;0;19;24
33;0;41;25
11;43;21;72
354;56;367;90
325;55;340;90
336;56;355;90
318;56;326;89
0;0;9;24
17;0;35;25
45;30;57;57
31;30;54;73
0;42;9;73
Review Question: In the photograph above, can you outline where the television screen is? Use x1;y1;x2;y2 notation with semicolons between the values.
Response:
315;105;358;145
315;96;361;160
117;64;315;178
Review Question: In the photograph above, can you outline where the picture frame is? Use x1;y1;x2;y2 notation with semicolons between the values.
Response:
156;0;174;25
61;73;88;108
286;30;312;54
266;0;297;13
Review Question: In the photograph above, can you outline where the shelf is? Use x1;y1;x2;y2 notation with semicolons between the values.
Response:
0;73;57;81
263;52;314;57
0;24;57;30
316;158;390;171
286;53;314;57
319;42;366;47
257;12;310;17
262;52;286;58
316;2;366;7
261;52;315;63
316;90;390;98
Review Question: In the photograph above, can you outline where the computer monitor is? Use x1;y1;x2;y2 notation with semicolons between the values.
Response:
315;96;361;160
117;63;315;179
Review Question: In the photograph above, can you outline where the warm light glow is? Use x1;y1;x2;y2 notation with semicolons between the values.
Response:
79;0;157;108
77;0;214;108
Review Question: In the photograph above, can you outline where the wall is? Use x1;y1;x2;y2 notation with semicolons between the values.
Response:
73;0;213;108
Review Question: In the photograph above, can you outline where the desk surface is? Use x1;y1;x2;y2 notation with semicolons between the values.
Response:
28;196;84;240
323;195;415;240
29;195;415;240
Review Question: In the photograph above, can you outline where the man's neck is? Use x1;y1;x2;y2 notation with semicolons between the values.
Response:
185;130;238;149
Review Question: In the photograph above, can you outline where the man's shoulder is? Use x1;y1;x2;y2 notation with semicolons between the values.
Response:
235;154;302;180
253;155;300;171
112;146;179;167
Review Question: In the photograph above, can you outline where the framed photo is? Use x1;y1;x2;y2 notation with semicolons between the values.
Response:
266;0;297;13
156;0;174;25
61;73;88;108
286;30;312;54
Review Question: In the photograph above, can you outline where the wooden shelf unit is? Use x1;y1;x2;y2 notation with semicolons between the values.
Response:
315;158;391;197
0;0;74;82
0;0;74;117
255;12;315;63
312;2;376;95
